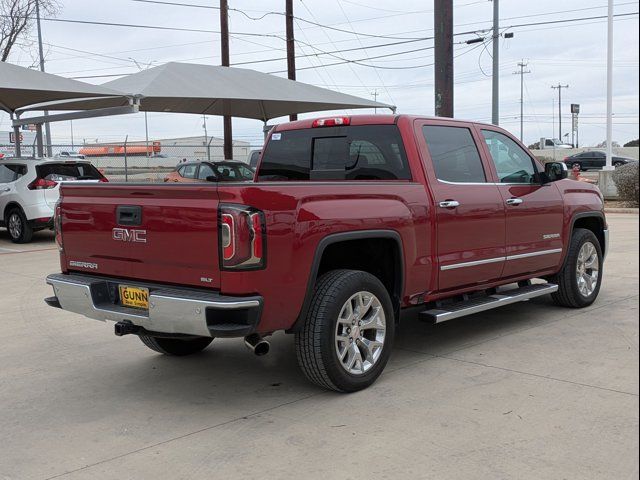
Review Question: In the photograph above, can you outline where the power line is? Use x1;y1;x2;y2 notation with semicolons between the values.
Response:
23;11;639;80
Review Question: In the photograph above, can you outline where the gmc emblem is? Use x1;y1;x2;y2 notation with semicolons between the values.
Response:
112;227;147;243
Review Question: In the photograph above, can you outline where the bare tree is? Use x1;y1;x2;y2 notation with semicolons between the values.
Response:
1;0;60;62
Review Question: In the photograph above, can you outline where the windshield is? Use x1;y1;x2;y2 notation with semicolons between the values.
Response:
37;163;104;181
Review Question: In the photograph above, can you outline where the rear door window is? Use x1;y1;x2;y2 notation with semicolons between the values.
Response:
422;126;486;183
36;163;102;181
259;125;411;181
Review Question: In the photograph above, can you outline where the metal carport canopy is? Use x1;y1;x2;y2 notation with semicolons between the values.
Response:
25;62;394;121
0;61;123;114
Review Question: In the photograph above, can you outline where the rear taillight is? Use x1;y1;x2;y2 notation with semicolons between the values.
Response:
312;116;350;127
28;178;57;190
219;205;266;270
54;199;63;253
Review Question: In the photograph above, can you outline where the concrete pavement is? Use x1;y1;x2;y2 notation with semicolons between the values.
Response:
0;215;637;480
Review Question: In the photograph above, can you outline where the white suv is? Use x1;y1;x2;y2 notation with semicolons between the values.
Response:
0;158;107;243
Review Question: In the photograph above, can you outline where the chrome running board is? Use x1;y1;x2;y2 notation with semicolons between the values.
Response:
420;283;558;323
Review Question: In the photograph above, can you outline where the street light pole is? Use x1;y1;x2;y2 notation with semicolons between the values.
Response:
605;0;614;170
35;0;53;157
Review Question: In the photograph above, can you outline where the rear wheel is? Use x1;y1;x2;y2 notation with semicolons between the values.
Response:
139;334;213;356
613;161;625;168
295;270;394;392
551;228;602;308
6;207;33;243
571;162;583;171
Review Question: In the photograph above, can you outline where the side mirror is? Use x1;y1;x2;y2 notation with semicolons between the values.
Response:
544;162;568;182
205;175;218;182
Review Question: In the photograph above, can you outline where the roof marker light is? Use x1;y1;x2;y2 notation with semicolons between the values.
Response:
312;117;351;128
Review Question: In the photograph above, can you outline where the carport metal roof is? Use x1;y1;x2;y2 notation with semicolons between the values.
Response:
0;61;123;114
21;62;394;121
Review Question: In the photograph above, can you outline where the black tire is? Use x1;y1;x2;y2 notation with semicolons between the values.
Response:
139;334;213;356
571;162;582;171
6;207;33;243
551;228;603;308
295;269;395;392
613;161;624;168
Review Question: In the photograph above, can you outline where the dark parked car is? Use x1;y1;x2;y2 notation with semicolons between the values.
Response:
564;151;637;171
164;161;254;183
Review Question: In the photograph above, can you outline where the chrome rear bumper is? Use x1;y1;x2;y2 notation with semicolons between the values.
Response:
46;273;262;338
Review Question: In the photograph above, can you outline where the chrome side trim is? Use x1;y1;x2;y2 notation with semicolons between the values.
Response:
440;256;505;271
506;248;563;261
440;248;563;271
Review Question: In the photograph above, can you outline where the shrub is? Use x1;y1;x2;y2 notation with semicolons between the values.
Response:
623;139;639;147
612;162;639;206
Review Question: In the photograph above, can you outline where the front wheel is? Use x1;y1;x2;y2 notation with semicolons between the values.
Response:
295;270;395;392
139;334;213;356
571;162;582;171
551;228;603;308
613;161;625;168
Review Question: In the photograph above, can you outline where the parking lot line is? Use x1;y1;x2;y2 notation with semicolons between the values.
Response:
0;247;57;255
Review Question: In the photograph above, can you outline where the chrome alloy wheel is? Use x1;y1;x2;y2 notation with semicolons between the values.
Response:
334;291;386;375
576;241;599;297
8;213;22;239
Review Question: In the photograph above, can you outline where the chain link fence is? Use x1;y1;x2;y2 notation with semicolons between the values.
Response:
1;141;263;182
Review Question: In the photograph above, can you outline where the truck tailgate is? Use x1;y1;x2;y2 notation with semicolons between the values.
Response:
59;183;221;289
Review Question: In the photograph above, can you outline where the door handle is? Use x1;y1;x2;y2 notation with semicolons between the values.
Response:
438;200;460;209
506;198;524;206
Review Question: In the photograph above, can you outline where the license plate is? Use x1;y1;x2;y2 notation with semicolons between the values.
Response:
119;285;149;309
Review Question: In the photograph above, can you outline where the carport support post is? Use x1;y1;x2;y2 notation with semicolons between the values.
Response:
220;0;233;160
11;114;22;158
35;124;44;158
124;135;129;182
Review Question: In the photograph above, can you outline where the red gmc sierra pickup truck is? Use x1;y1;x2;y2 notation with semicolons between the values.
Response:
45;115;608;392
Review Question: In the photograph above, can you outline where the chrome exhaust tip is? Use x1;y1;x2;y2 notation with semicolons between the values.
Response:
244;333;270;356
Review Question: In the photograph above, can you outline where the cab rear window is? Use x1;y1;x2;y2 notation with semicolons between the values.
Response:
258;125;411;181
36;163;103;181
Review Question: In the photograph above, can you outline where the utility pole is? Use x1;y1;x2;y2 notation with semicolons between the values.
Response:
36;0;52;157
513;60;530;142
491;0;499;125
605;0;614;170
551;84;569;141
220;0;233;159
434;0;453;117
371;89;378;113
286;0;297;122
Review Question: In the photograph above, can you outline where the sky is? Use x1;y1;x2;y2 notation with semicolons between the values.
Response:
1;0;639;149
